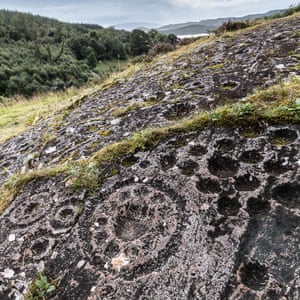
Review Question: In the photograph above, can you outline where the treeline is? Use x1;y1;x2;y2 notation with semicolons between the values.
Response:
266;3;300;19
0;10;177;97
215;3;300;35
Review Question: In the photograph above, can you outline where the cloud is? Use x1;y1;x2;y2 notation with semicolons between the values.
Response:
0;0;292;26
168;0;260;9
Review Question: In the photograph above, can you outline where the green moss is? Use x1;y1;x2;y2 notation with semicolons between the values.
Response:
76;203;85;216
112;99;161;118
270;137;289;146
97;130;111;136
222;82;238;91
0;164;67;213
292;31;300;38
181;166;195;176
41;132;56;143
169;83;182;90
65;161;99;191
88;125;98;132
1;75;300;215
207;63;224;70
104;168;119;179
88;142;99;150
239;123;264;138
121;155;139;167
221;33;233;39
291;64;300;71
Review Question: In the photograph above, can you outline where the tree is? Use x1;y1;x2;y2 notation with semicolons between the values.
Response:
167;33;178;45
148;29;167;46
130;29;150;56
87;48;97;67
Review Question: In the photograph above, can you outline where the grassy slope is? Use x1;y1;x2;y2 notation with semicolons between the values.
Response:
0;33;213;143
0;60;129;143
0;12;300;213
0;78;299;214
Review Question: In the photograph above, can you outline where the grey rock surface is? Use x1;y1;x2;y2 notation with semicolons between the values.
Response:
0;15;300;300
0;125;300;299
0;16;299;186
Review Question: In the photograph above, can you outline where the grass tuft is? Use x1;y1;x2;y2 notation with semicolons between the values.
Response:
1;78;299;213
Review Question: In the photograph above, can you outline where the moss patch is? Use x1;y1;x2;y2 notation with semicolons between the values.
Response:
1;78;299;213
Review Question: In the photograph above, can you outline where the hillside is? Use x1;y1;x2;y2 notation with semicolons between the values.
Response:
0;13;300;299
0;10;173;98
158;8;285;35
0;10;132;97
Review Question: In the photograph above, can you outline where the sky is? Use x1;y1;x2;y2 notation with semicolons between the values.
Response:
0;0;295;27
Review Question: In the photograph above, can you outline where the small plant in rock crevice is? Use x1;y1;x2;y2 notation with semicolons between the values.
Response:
25;273;58;300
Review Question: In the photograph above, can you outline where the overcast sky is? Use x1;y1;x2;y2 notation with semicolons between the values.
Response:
0;0;295;26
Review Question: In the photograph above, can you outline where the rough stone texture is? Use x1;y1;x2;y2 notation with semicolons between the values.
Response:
0;16;300;186
1;125;300;299
0;16;300;300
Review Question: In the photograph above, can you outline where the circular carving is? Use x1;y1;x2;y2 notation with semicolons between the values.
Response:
247;197;270;217
160;153;176;170
29;237;55;260
208;154;239;178
50;203;81;233
177;159;199;176
214;138;235;152
235;174;260;191
272;183;300;208
239;123;265;138
240;150;263;164
9;193;51;226
6;228;57;263
189;144;207;156
82;184;180;278
238;261;269;291
264;158;289;175
270;128;298;145
217;196;241;217
196;177;221;194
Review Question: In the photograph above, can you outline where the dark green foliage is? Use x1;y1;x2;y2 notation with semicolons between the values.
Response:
148;43;175;57
147;29;167;46
167;34;178;45
87;49;97;68
215;19;252;35
130;29;151;55
0;11;156;97
266;3;300;19
0;10;175;97
130;29;178;59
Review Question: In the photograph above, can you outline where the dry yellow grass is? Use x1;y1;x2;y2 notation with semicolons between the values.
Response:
0;65;136;143
1;77;299;214
1;11;300;214
0;92;72;143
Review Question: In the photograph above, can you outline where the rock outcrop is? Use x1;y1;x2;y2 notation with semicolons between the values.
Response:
0;15;300;300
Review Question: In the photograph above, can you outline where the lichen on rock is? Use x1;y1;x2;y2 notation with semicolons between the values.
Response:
0;13;300;300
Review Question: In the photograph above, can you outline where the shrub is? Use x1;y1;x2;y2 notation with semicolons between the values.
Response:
215;20;252;35
267;3;300;19
148;42;175;56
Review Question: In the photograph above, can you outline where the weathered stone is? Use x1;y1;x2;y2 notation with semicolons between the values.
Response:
0;15;300;300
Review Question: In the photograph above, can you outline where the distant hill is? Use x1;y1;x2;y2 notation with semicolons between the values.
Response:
1;10;300;300
158;9;285;35
114;22;161;31
113;9;286;35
